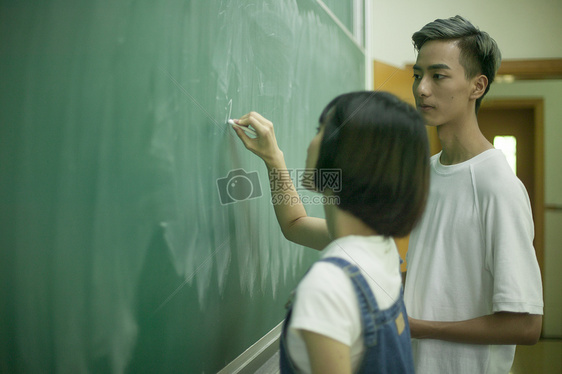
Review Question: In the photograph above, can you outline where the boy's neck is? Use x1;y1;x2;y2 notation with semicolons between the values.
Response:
436;113;493;165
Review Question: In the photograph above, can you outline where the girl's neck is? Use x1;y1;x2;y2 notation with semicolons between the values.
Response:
324;203;377;240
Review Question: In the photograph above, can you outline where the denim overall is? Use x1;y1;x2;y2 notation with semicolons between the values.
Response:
279;257;415;373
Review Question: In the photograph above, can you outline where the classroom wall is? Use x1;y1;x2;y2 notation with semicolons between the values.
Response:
486;80;562;337
0;1;365;373
369;0;562;67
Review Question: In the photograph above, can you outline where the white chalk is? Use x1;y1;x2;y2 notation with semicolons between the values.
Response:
228;119;257;136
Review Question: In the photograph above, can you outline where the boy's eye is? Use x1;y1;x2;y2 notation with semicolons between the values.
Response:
413;73;421;79
315;126;321;133
434;74;445;79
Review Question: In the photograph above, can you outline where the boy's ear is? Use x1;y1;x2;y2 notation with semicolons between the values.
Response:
470;74;488;100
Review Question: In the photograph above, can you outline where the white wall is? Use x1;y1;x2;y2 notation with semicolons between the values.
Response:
370;0;562;67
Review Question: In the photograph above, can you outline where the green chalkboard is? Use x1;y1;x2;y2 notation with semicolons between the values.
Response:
0;1;365;372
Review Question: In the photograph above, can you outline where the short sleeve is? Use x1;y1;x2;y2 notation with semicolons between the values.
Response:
289;262;361;346
479;169;543;315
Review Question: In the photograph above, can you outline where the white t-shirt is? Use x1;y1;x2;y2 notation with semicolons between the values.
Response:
287;235;403;373
405;149;543;374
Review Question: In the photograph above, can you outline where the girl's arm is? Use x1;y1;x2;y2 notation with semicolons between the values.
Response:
233;112;331;250
300;330;352;374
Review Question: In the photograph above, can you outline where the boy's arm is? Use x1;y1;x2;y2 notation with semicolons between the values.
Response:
409;312;542;345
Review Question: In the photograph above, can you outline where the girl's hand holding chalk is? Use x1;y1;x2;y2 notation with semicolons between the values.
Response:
228;119;257;136
231;112;284;167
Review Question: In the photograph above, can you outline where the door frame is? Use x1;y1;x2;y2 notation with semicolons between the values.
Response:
480;98;545;277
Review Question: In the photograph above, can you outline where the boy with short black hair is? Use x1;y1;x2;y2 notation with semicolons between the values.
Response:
405;15;543;373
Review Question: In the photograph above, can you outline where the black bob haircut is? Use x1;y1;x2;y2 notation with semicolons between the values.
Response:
315;91;429;238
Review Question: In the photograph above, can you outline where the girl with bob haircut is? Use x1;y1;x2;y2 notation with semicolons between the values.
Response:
233;91;429;373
